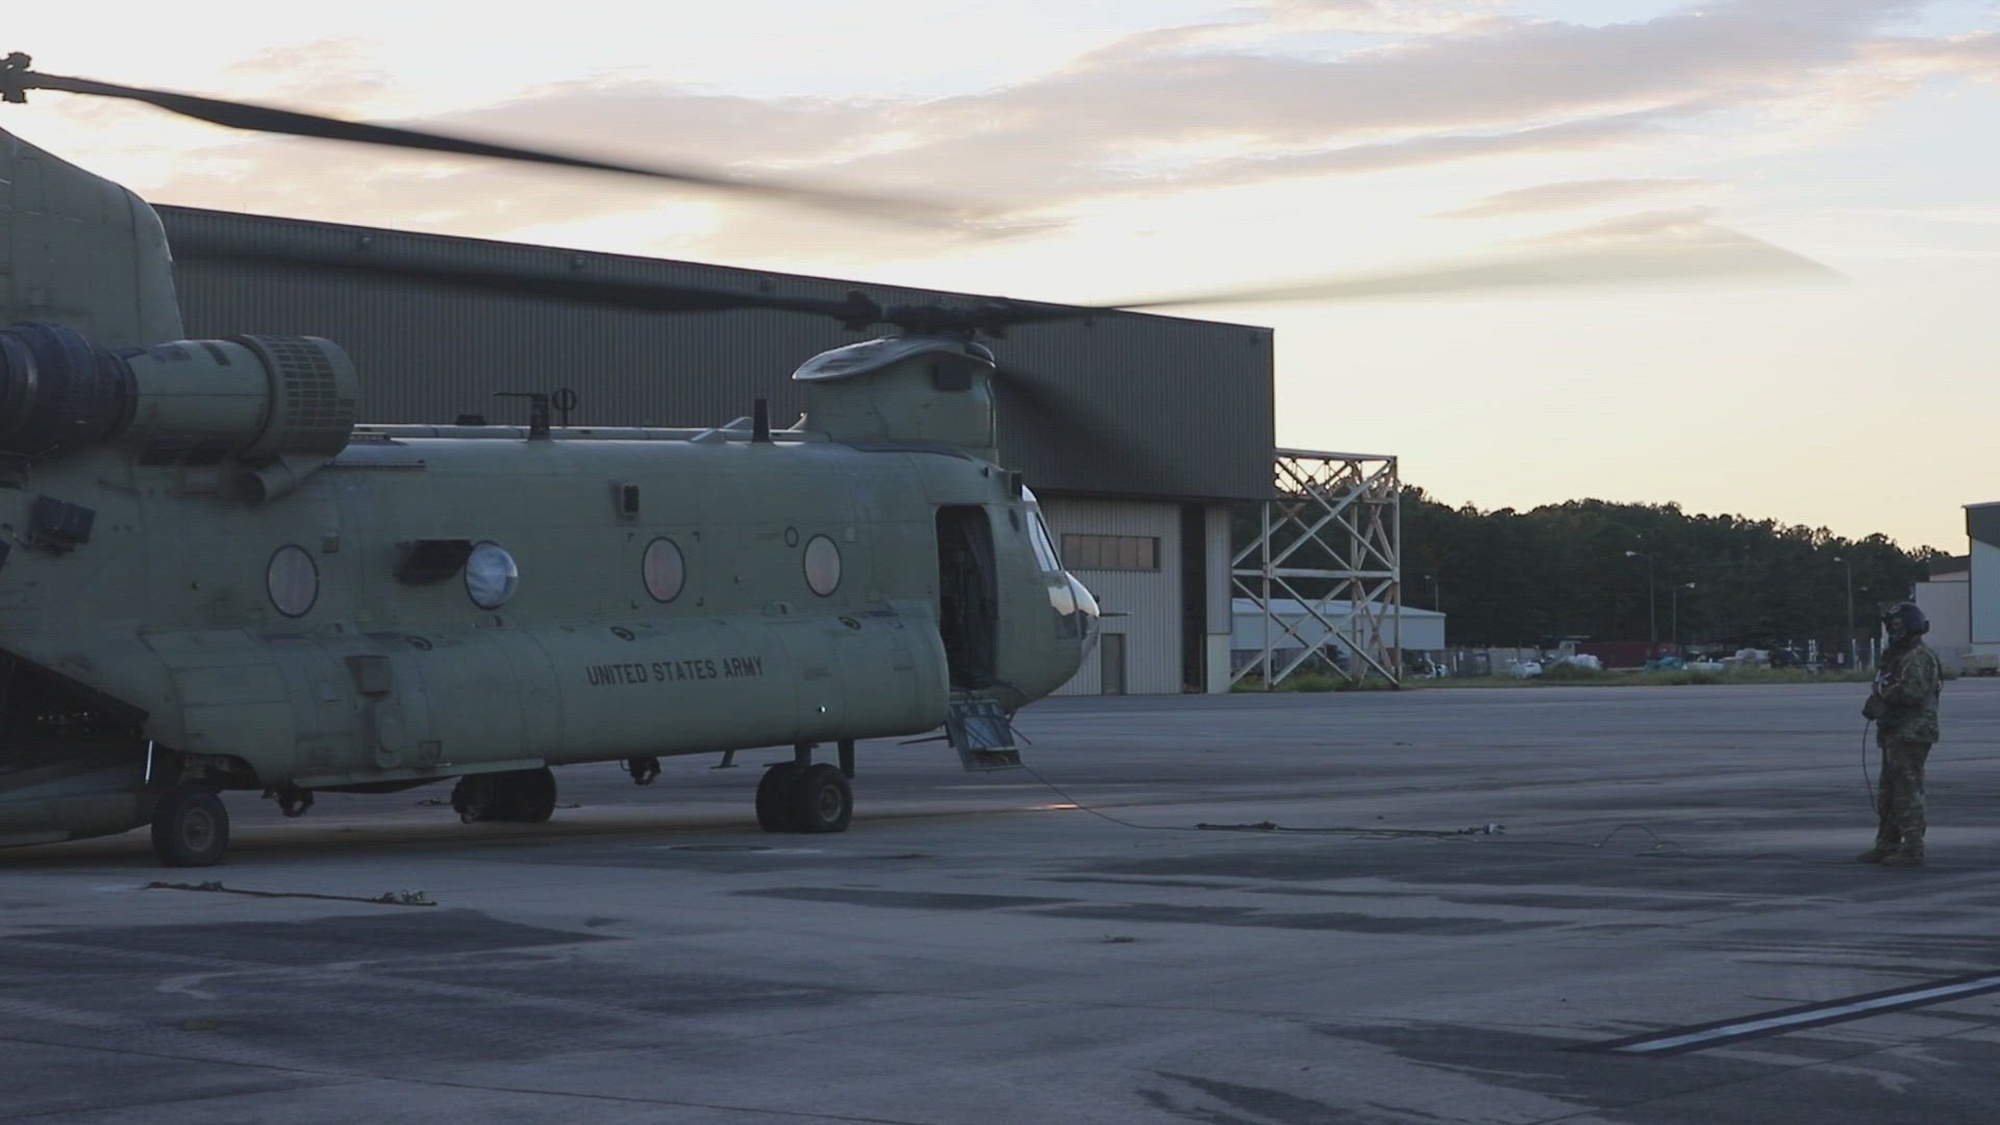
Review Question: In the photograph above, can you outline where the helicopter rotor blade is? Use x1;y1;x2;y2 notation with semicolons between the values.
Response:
169;240;1105;337
0;52;964;226
990;358;1181;492
1099;223;1842;311
172;219;1836;341
172;241;892;326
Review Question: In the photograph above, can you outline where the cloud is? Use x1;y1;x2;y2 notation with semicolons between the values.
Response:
1437;177;1718;219
1181;107;1697;190
113;0;1962;265
218;40;396;109
1866;29;2000;79
1832;204;2000;226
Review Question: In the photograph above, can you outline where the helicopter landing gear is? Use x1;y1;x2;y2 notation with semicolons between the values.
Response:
755;742;854;834
151;784;230;867
755;763;800;832
792;763;852;834
625;756;661;785
451;767;557;823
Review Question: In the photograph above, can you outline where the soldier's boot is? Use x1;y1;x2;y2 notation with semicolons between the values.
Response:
1883;834;1926;866
1857;835;1899;863
1883;823;1927;866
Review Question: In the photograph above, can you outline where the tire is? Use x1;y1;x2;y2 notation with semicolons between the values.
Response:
451;775;495;822
755;763;799;832
151;785;230;867
455;770;556;823
791;763;852;834
510;768;557;823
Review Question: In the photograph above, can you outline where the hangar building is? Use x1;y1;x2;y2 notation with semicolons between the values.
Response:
158;206;1285;695
1936;503;2000;673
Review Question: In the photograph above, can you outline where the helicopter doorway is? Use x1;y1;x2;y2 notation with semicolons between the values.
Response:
936;507;998;691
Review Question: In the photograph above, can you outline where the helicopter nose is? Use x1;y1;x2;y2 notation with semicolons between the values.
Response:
1066;573;1101;658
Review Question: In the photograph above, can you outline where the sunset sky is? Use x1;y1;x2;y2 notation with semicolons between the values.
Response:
7;0;1997;550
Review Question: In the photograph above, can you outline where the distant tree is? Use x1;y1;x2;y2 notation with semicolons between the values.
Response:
1238;485;1943;652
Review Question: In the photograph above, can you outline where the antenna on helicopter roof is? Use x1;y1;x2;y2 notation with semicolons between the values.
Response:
494;392;552;440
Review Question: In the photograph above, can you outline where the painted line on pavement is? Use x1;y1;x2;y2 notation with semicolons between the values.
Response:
1583;972;2000;1056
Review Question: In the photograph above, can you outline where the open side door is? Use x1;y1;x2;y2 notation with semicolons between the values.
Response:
936;506;998;691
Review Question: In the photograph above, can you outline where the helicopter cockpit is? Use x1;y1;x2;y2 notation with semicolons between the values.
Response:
1021;487;1101;656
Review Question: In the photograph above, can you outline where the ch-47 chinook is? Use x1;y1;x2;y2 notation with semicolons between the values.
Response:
0;56;1835;867
0;56;1125;867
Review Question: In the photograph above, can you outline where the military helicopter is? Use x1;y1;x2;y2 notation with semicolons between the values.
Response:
0;56;1834;867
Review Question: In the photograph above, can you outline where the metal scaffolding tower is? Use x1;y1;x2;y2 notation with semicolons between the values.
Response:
1231;449;1402;688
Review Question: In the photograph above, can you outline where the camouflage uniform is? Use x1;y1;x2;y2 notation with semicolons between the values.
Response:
1861;635;1942;865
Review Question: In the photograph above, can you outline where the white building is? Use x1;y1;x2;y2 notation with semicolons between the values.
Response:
1954;498;2000;671
1913;554;1970;671
1230;597;1446;673
1039;501;1235;696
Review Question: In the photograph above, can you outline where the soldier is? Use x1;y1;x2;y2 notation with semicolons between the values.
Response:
1858;602;1944;866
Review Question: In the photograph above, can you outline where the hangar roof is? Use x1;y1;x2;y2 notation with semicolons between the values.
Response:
156;206;1277;503
1967;502;2000;550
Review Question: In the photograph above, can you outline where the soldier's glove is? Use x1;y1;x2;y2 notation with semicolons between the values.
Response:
1862;694;1885;721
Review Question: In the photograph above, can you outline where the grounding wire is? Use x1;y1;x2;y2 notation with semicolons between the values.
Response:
1862;718;1880;817
1012;747;1875;867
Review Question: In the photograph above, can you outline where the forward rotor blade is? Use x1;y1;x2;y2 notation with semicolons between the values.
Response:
1105;224;1842;311
3;55;962;225
174;241;885;323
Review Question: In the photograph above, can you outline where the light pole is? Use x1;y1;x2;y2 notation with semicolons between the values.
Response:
1833;555;1855;667
1422;573;1441;612
1625;550;1656;647
1671;582;1695;650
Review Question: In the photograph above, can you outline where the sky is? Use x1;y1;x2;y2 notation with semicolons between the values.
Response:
6;0;1998;551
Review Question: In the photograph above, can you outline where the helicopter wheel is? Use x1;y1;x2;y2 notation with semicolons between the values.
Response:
791;763;852;834
451;775;497;822
507;768;557;823
151;785;230;868
755;763;800;832
452;768;557;823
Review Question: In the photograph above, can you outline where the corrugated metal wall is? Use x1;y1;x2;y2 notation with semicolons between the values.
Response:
1039;498;1184;696
157;206;1275;504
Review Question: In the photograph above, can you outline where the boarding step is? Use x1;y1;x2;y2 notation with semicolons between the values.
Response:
945;698;1023;771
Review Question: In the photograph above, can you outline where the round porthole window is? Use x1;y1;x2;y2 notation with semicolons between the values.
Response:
803;535;842;597
465;541;519;609
266;545;319;618
643;537;686;603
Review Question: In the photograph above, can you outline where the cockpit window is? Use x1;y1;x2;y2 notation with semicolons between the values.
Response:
1029;513;1063;572
1020;487;1063;572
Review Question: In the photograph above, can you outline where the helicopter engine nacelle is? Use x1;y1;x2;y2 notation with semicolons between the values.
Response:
793;336;997;458
0;323;357;498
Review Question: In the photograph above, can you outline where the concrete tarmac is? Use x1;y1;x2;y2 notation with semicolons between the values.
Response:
6;681;2000;1124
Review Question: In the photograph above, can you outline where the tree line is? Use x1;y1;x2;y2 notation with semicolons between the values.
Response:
1398;490;1948;651
1236;488;1951;653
